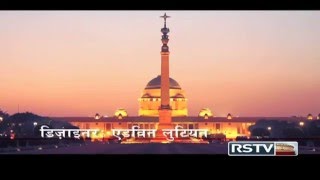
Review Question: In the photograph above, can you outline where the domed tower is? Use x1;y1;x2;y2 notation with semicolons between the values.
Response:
138;75;188;117
114;108;128;119
158;13;172;129
198;108;213;119
138;13;188;119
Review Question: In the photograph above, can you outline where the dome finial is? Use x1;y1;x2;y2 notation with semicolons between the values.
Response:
160;13;170;28
160;13;170;52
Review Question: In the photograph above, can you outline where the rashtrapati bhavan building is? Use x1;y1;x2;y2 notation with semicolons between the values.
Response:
139;75;188;117
53;13;312;140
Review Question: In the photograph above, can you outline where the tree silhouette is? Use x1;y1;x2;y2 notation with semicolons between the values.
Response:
282;127;305;138
0;111;83;147
251;128;270;137
0;109;9;119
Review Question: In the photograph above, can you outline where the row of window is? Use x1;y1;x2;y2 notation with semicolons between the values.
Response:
140;98;186;102
140;107;187;110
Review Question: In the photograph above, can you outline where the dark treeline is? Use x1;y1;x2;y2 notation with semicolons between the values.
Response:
249;119;320;146
0;109;84;148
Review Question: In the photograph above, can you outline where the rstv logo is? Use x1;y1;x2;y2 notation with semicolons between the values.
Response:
228;141;298;156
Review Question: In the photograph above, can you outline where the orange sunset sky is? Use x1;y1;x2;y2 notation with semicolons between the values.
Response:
0;11;319;117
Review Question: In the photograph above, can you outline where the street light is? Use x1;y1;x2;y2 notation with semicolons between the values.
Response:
267;127;272;131
33;122;38;126
299;122;304;126
0;116;3;122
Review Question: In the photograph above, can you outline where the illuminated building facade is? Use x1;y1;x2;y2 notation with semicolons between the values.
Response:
138;75;188;117
54;115;306;140
54;13;311;140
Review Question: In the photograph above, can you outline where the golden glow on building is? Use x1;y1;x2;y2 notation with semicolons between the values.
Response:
139;75;188;117
307;114;313;120
227;113;232;120
198;108;213;118
106;131;111;136
90;129;105;142
225;130;238;139
114;109;128;119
